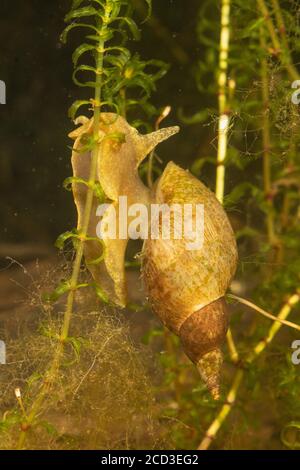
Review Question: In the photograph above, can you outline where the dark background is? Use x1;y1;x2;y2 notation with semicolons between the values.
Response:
0;0;211;247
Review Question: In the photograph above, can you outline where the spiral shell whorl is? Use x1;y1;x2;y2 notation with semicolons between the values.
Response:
179;298;229;399
197;349;223;400
179;297;229;363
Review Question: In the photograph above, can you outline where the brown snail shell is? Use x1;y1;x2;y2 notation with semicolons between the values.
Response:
142;162;238;399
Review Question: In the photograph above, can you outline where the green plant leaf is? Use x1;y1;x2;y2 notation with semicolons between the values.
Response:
112;17;141;40
61;23;99;44
68;100;91;120
55;229;79;250
65;336;87;361
42;280;71;303
144;0;152;21
178;108;210;125
72;43;97;66
65;6;99;23
224;182;261;208
93;283;110;304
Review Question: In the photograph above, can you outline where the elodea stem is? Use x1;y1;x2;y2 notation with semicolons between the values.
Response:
16;3;111;450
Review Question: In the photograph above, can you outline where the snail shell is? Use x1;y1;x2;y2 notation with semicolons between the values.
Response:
142;162;238;399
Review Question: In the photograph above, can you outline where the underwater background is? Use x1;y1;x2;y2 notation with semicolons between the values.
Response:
0;0;300;450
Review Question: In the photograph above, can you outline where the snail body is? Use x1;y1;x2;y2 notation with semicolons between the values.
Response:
69;114;238;398
69;114;178;307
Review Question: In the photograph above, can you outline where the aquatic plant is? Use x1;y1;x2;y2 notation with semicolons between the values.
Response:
1;0;300;451
0;0;171;450
162;0;300;449
0;266;166;449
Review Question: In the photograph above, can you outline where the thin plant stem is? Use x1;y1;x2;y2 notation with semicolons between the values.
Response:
271;0;296;78
215;0;231;203
14;389;28;421
277;96;298;263
16;3;111;449
248;292;300;360
271;0;288;46
257;0;299;80
214;0;239;363
260;26;276;245
198;369;244;450
226;329;239;364
228;293;300;333
257;0;281;52
198;291;300;450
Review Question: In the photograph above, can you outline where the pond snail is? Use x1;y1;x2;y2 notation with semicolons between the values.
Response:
69;114;238;399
